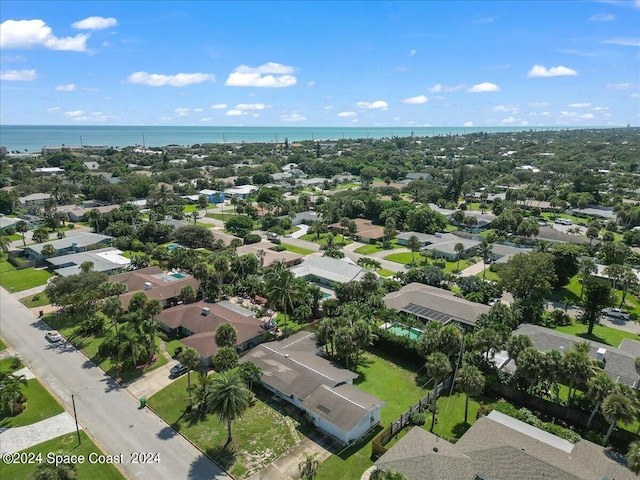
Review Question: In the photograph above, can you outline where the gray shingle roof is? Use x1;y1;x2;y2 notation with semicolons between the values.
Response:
290;255;370;284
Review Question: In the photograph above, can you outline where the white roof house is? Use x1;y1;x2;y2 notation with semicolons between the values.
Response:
290;255;372;286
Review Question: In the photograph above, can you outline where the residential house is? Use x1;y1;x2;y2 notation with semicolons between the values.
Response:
21;232;113;262
18;193;52;208
198;189;225;204
396;232;480;261
236;244;303;268
109;266;200;309
83;161;100;170
290;256;373;288
34;167;65;175
328;218;385;243
157;300;264;365
509;324;640;388
375;410;634;480
403;172;433;182
0;215;19;233
46;247;130;276
241;332;386;444
224;185;258;199
61;204;122;222
383;283;490;330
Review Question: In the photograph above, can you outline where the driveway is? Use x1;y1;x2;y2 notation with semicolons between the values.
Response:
0;286;231;480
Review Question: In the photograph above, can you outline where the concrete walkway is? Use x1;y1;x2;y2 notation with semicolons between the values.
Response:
458;261;487;278
289;224;309;239
14;283;49;299
0;412;80;455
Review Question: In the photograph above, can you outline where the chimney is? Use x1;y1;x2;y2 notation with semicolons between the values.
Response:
144;282;152;290
201;307;211;316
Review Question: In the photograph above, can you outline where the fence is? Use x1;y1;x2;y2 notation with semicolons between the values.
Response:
372;375;452;458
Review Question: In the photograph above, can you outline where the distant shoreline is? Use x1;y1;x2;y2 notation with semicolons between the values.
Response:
0;124;620;153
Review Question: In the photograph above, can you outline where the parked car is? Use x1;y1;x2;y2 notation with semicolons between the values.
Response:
170;363;189;377
45;330;63;343
602;308;630;320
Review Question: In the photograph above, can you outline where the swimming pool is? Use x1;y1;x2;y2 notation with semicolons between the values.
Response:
167;243;181;251
387;323;423;341
171;272;187;279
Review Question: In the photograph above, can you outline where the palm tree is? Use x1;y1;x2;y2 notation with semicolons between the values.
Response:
454;242;465;271
0;234;10;254
32;227;49;244
238;361;262;391
406;235;421;265
181;347;201;410
179;285;196;304
79;261;94;273
192;371;215;412
102;296;124;338
478;241;493;279
424;351;451;431
16;220;28;247
265;269;304;334
34;461;77;480
563;343;593;407
41;243;56;257
579;258;597;299
298;452;320;480
0;372;28;415
257;249;266;268
118;328;147;369
88;208;102;234
207;370;251;448
456;364;485;424
620;267;638;308
516;347;545;393
369;469;409;480
143;299;162;361
602;391;637;445
339;217;350;244
627;440;640;475
586;371;615;427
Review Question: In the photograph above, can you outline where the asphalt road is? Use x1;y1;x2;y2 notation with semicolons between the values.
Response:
0;287;230;480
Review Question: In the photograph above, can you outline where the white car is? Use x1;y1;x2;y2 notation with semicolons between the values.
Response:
602;308;630;320
45;330;63;343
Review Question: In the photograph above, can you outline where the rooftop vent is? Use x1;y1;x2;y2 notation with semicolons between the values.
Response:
433;447;438;453
144;282;152;290
597;347;607;362
201;307;211;316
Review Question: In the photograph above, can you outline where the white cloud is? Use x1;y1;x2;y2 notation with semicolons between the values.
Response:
428;83;465;92
579;113;595;119
324;105;334;110
356;100;388;110
527;64;579;77
568;102;591;108
64;111;115;122
409;49;417;56
467;82;500;93
193;108;203;112
72;17;118;30
46;107;60;112
528;102;550;107
630;93;640;98
0;69;36;81
594;106;610;111
402;95;428;104
0;19;89;52
55;83;75;91
235;103;267;110
281;113;307;122
589;13;615;21
307;80;315;87
337;111;357;117
174;108;190;117
560;111;578;117
463;121;474;127
226;109;246;116
126;71;216;87
210;103;227;109
494;105;520;113
200;117;212;122
605;82;634;89
225;62;297;88
473;17;494;24
603;37;640;46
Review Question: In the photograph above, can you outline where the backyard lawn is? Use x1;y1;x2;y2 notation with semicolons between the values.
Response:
315;349;427;480
383;251;427;265
0;356;23;372
0;378;64;428
554;322;639;348
20;292;50;308
278;243;315;255
354;241;402;255
299;232;352;246
0;258;52;292
0;432;125;480
429;391;495;441
377;269;395;277
148;375;302;478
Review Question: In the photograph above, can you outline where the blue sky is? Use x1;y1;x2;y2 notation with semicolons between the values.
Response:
1;1;638;127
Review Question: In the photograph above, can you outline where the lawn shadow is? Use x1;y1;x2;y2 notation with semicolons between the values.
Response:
333;424;383;460
451;421;471;438
188;453;224;480
575;332;612;346
205;445;236;471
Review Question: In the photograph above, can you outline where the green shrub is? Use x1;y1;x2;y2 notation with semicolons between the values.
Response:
271;245;286;252
410;412;426;426
243;233;261;245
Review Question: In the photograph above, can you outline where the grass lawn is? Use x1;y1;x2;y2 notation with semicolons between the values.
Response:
0;338;6;351
148;375;301;478
354;241;402;255
299;232;352;246
383;251;427;265
547;275;583;305
554;322;639;347
475;267;500;282
0;378;64;428
165;338;189;358
315;349;427;480
0;259;52;292
0;431;125;480
443;224;459;233
442;259;475;274
0;356;23;372
20;292;50;308
429;392;497;441
377;269;395;277
44;313;168;383
279;243;315;255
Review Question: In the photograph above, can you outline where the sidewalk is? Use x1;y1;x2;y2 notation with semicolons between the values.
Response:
0;412;80;455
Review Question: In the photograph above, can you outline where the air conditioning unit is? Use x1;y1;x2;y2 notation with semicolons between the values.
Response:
201;307;211;316
144;282;152;290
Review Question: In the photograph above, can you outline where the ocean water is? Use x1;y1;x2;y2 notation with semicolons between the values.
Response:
0;124;567;153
